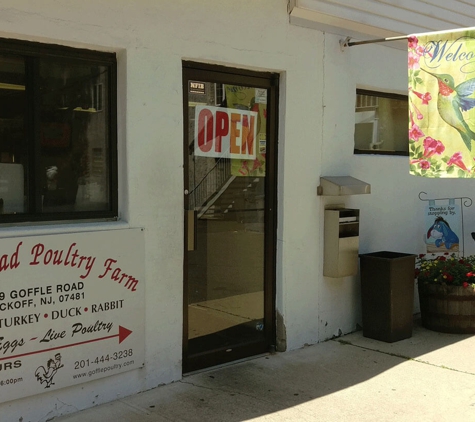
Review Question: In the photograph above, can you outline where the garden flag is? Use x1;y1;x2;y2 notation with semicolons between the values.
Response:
424;199;461;255
409;28;475;178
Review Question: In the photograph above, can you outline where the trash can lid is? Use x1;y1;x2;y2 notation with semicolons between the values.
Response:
359;251;416;259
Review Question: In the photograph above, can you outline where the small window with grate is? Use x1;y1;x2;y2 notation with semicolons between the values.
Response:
354;89;409;156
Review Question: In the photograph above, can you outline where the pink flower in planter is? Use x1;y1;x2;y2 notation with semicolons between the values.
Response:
445;274;454;282
416;254;475;333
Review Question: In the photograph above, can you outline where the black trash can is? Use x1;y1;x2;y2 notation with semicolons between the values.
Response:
359;251;416;343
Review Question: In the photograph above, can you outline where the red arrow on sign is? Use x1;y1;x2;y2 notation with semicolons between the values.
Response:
0;325;133;362
118;325;132;343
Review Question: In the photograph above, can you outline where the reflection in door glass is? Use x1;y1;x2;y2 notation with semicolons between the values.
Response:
187;82;267;356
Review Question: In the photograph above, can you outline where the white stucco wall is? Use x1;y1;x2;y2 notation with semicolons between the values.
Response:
0;1;323;420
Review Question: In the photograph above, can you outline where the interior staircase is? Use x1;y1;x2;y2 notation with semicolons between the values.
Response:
189;158;264;221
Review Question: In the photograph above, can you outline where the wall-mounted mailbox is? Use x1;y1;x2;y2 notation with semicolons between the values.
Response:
317;176;371;196
324;208;359;278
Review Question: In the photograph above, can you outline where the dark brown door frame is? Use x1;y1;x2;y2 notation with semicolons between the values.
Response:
182;61;279;373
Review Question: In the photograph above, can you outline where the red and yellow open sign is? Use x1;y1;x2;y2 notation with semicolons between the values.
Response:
194;105;257;159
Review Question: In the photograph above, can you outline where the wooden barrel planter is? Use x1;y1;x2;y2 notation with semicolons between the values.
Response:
418;282;475;333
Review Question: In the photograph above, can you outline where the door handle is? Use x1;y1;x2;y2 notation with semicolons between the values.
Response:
187;210;197;251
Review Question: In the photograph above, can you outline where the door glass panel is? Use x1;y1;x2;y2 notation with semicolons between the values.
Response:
186;82;267;357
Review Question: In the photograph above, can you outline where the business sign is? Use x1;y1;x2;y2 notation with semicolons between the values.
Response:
0;228;145;403
194;105;257;160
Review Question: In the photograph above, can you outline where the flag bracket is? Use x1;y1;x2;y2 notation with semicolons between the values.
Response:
340;35;409;50
418;192;472;208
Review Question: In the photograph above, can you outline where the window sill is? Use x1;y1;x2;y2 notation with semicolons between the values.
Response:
354;149;409;156
0;219;131;240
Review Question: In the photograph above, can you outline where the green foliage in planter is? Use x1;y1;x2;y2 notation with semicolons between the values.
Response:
416;253;475;288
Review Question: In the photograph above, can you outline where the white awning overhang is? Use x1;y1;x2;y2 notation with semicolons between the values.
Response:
288;0;473;50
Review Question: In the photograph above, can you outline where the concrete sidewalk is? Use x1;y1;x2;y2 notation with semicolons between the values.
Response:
54;319;475;421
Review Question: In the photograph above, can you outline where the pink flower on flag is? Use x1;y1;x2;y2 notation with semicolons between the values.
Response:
420;160;430;169
408;51;420;69
423;137;445;157
448;152;469;172
416;45;429;57
410;159;431;170
412;90;432;105
410;98;424;119
408;36;418;49
409;123;424;141
419;44;433;58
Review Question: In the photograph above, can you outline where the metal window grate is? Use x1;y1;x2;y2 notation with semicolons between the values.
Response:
356;94;378;110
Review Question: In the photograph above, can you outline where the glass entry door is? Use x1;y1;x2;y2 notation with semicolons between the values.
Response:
182;63;278;373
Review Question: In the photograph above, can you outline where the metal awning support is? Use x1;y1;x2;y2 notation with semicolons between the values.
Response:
340;35;409;50
340;27;475;50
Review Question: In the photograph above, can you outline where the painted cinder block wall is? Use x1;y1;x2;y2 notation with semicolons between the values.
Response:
0;0;472;420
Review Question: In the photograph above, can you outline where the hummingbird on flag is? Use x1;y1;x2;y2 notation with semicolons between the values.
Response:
421;68;475;151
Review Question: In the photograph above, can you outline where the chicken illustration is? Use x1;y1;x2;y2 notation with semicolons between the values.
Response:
35;353;64;388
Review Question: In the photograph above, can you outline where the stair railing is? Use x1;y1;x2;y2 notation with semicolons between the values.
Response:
189;157;231;212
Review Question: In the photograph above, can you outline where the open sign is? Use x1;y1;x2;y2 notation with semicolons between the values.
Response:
194;105;257;159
